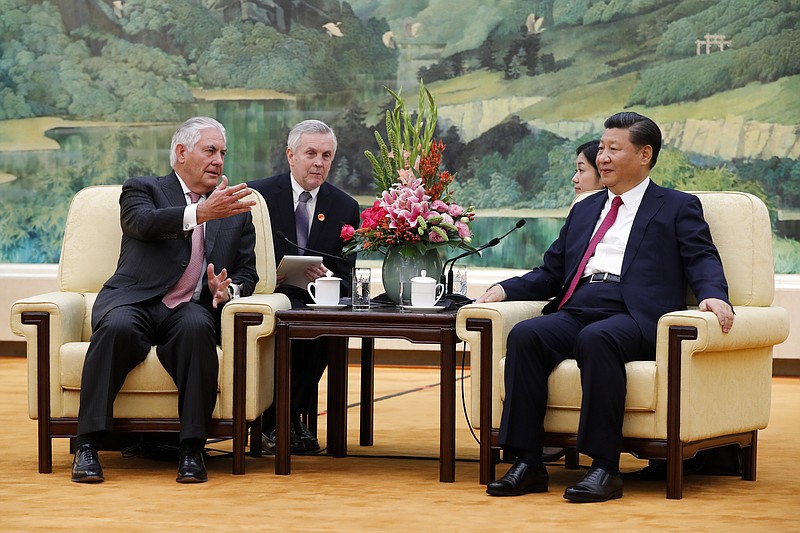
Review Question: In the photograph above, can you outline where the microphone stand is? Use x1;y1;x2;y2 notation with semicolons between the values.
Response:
441;240;498;289
438;240;499;307
439;219;526;308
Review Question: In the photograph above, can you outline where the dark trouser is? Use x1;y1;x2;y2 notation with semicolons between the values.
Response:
261;285;340;433
498;280;655;467
77;299;219;442
261;338;330;432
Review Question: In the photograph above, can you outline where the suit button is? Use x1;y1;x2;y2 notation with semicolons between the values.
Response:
181;262;188;267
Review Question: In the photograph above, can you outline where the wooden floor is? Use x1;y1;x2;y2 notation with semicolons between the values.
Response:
1;355;799;531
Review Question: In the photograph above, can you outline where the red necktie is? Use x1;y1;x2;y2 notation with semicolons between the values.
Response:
558;196;623;309
163;192;204;308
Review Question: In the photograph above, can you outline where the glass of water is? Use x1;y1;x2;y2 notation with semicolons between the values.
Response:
452;265;468;296
352;267;371;310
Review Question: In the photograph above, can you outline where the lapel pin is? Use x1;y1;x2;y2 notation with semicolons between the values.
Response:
318;213;326;222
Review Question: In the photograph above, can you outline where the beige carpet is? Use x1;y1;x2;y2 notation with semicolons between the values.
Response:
1;355;799;531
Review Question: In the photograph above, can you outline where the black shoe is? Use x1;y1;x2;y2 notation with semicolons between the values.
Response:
486;461;548;496
563;467;623;502
542;447;567;462
261;428;306;455
621;460;667;481
176;450;208;483
71;444;104;483
294;420;321;454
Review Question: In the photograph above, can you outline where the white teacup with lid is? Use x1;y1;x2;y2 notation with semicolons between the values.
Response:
410;269;445;307
307;271;341;306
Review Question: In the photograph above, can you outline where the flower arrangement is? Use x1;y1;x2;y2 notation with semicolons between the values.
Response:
341;81;475;258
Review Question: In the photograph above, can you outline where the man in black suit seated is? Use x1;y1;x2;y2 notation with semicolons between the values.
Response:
71;116;258;484
248;120;360;454
477;112;734;502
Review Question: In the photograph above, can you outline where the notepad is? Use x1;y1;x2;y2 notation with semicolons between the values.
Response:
276;255;324;289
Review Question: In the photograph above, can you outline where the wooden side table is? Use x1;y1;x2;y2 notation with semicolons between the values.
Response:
274;307;459;482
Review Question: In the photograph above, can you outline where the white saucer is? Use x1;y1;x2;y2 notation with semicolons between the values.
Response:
307;303;346;309
400;304;446;312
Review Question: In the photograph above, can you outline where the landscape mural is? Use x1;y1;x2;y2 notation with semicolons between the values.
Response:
1;0;799;272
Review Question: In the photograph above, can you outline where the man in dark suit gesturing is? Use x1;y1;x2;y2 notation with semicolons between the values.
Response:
71;116;258;484
248;120;360;454
477;112;734;502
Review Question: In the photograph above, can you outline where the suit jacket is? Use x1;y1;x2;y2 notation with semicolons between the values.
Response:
500;181;730;344
247;173;360;295
91;172;258;329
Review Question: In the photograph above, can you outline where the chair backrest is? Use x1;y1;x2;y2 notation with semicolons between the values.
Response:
58;184;276;294
690;191;774;307
570;189;774;307
249;188;276;294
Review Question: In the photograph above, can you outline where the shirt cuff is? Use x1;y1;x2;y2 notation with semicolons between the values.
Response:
182;203;199;231
227;283;241;300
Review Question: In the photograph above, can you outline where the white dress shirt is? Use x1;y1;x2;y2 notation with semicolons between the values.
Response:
582;177;650;278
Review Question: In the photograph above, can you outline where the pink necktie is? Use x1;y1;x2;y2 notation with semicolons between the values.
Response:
163;192;204;309
558;196;623;310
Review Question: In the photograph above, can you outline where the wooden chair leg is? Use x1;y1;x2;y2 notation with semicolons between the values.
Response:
38;428;53;474
743;430;757;481
480;442;499;485
666;454;684;499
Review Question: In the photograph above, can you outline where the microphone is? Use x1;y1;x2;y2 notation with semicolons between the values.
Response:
440;219;526;305
275;231;350;267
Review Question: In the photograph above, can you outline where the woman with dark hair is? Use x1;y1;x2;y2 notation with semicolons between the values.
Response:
571;140;603;195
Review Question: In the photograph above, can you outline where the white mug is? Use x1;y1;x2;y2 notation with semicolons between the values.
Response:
410;269;445;307
307;273;341;305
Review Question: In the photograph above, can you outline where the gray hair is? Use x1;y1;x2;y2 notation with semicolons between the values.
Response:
170;116;226;167
287;119;337;154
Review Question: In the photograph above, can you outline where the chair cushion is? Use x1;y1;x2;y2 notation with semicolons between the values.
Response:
60;343;223;392
500;357;657;411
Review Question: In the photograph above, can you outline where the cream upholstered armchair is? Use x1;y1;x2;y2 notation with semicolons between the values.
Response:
10;185;291;475
456;191;790;499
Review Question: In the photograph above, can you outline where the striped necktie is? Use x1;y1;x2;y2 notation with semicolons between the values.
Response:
295;191;312;253
163;192;204;308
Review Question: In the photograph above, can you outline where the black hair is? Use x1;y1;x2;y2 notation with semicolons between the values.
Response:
575;140;600;173
603;112;662;168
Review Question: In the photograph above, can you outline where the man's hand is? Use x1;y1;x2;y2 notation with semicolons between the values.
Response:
305;262;331;283
207;263;231;309
196;175;255;224
476;284;505;303
699;297;734;334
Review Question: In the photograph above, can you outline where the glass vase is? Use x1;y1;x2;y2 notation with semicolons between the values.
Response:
381;247;443;305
